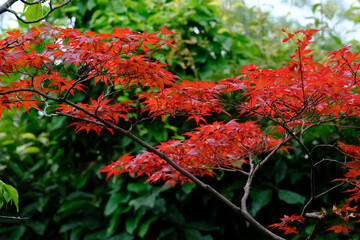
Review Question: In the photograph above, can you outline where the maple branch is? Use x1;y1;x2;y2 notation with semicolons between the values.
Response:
301;182;344;217
0;40;23;50
277;122;316;196
40;96;286;240
298;46;307;105
57;112;106;127
61;76;87;101
312;143;360;162
241;154;255;212
302;114;354;134
200;166;249;175
0;88;58;101
341;55;359;84
320;124;360;129
314;182;345;199
0;87;283;239
314;158;346;166
305;213;327;240
73;105;285;240
258;135;293;169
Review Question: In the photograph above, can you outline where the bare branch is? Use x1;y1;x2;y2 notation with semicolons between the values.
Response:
1;0;72;24
0;215;29;221
0;0;17;15
314;158;346;166
305;213;327;240
20;0;42;5
301;182;345;216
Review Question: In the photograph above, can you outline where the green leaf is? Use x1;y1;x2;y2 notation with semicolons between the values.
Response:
137;216;159;238
278;189;306;205
183;229;213;240
214;34;233;51
167;205;185;225
16;143;33;154
181;182;196;194
0;186;3;210
26;221;46;235
3;183;19;212
58;199;93;213
187;221;219;231
125;209;145;235
70;227;82;240
129;194;156;211
28;159;44;173
24;2;43;27
151;183;172;195
20;132;37;140
87;0;96;11
9;226;26;240
84;230;107;240
273;160;287;184
104;192;131;216
127;182;148;195
106;211;121;237
76;0;88;16
147;121;168;142
250;188;272;217
59;221;81;233
108;232;134;240
312;3;320;13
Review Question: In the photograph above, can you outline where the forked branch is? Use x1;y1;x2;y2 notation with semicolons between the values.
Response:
0;0;71;23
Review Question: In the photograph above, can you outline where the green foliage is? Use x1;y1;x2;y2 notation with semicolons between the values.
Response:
249;188;272;217
0;180;19;212
23;2;43;27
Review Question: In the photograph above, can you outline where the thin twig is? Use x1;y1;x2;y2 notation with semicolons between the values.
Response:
4;0;72;24
0;215;29;221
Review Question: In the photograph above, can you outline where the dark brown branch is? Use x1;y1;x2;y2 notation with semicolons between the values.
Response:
20;0;41;5
298;46;307;105
314;158;346;166
301;182;345;216
62;98;285;239
0;0;17;14
305;213;327;240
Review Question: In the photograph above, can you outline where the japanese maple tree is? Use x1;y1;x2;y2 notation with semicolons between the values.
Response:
0;23;359;239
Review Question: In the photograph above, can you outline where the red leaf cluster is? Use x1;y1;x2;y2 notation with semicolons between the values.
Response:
326;140;360;233
268;214;305;236
99;120;286;185
0;22;177;134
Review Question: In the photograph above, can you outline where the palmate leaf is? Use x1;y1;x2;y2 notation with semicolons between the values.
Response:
99;120;289;184
326;225;352;233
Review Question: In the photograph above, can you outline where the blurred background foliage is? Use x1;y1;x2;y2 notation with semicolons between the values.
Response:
0;0;360;239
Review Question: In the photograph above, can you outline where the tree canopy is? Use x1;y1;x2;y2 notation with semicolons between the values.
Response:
1;1;360;240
